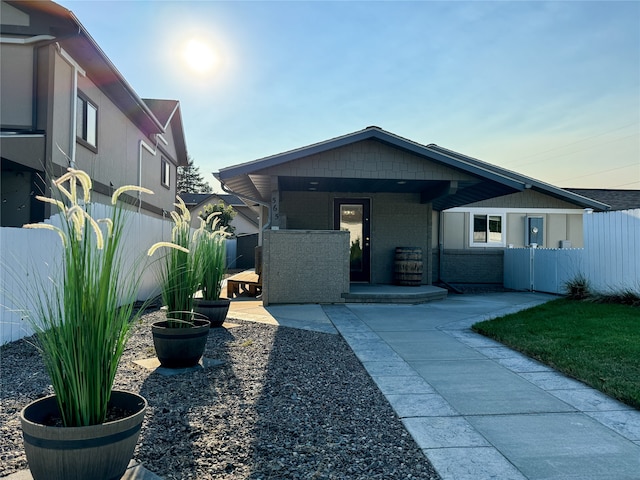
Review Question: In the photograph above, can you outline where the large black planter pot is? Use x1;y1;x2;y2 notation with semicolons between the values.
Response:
151;317;210;368
20;390;147;480
193;298;231;328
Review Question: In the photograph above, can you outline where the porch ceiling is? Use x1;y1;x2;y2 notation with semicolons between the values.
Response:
279;176;438;194
229;174;520;211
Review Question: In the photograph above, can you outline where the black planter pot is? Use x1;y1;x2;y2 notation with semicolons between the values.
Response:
193;298;231;328
151;317;210;368
20;390;147;480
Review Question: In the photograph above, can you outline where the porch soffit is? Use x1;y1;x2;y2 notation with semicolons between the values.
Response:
221;174;266;203
235;174;520;211
0;135;46;171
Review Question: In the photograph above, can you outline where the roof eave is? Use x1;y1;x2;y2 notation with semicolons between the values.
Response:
73;25;164;133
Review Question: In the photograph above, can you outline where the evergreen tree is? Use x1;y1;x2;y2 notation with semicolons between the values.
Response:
177;157;212;194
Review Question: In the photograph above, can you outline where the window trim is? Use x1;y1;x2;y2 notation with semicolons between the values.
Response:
469;212;506;247
76;92;98;152
161;157;171;189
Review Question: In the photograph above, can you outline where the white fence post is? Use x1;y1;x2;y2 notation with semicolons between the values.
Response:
529;246;535;291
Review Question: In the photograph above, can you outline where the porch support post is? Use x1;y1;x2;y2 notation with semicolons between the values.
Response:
425;203;434;285
270;175;281;229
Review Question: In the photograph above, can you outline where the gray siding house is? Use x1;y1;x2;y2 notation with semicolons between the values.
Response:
181;192;260;237
216;126;609;304
0;0;188;226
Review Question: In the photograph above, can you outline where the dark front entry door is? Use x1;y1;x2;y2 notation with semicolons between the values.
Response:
334;199;371;282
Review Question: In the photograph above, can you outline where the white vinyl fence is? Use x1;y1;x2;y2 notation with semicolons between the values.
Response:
583;209;640;294
504;209;640;295
0;206;174;345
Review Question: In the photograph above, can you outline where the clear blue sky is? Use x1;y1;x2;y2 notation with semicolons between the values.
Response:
58;0;640;191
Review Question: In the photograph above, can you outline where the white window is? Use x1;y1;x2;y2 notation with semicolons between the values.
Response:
76;93;97;149
470;213;505;247
161;158;171;188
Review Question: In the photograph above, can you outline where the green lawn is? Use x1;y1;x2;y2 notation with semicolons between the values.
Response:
472;299;640;409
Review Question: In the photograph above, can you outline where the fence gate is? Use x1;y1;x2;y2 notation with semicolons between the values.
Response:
504;248;584;294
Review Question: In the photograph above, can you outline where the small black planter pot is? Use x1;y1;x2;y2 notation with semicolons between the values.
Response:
151;317;210;368
20;390;147;480
193;298;231;328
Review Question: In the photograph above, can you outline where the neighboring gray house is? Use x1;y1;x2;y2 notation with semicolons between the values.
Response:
182;192;261;270
564;189;640;212
0;0;188;227
181;192;260;236
216;126;609;304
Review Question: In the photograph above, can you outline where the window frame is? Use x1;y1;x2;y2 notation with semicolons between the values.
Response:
469;212;506;247
161;157;171;189
76;92;98;152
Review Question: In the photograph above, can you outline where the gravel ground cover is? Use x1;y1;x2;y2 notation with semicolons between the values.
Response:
0;309;440;480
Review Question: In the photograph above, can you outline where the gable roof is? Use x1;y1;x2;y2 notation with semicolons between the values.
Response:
565;189;640;211
180;193;212;207
181;192;249;208
143;99;188;167
143;99;179;127
216;126;610;211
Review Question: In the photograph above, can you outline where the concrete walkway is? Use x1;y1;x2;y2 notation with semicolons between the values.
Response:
233;292;640;480
11;293;639;480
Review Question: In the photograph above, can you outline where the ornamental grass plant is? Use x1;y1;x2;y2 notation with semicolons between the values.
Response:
194;213;230;301
148;197;199;325
19;169;154;427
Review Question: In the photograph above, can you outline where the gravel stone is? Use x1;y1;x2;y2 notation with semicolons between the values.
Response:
0;309;440;479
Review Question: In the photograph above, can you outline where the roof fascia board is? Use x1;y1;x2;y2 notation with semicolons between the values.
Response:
428;144;610;210
168;104;188;166
162;101;181;130
445;206;587;214
76;29;164;133
40;6;165;134
0;3;164;135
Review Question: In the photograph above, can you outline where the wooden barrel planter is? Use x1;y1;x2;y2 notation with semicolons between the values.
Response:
193;298;231;328
20;390;147;480
151;315;210;368
394;247;423;286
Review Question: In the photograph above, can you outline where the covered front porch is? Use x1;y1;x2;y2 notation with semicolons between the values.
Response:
215;127;535;305
254;229;448;306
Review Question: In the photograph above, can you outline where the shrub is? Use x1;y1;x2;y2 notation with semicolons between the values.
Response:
199;202;236;236
564;274;591;300
591;289;640;307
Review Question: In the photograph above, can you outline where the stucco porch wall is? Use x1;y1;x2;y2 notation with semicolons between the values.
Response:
279;191;433;285
262;229;350;306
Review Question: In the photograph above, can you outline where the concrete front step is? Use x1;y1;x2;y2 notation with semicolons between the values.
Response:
342;284;448;304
